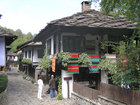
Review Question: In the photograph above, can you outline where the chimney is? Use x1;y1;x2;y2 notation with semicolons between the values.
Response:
81;1;91;12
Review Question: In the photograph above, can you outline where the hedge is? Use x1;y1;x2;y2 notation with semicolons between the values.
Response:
0;74;8;93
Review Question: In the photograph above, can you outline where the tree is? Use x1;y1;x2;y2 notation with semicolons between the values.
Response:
26;32;33;41
99;0;140;26
99;37;140;89
0;27;34;52
98;0;140;90
38;49;51;69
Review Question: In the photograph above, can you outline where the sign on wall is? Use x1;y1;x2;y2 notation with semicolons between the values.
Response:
0;37;5;66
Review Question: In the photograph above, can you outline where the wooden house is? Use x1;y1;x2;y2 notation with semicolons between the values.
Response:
17;39;44;76
7;52;18;62
34;1;135;98
0;28;17;71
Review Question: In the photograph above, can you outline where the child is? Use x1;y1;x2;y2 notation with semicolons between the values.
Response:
37;76;44;100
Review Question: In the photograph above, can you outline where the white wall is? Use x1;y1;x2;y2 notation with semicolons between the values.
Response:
23;47;42;63
32;48;42;63
101;71;108;84
7;55;18;61
0;37;5;66
62;70;73;98
14;56;18;61
23;47;32;60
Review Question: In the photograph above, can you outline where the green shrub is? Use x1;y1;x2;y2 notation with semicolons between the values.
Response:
0;74;8;93
22;58;31;64
31;78;35;84
39;49;51;69
78;53;92;67
61;52;70;67
58;52;63;61
57;93;63;100
23;74;27;79
57;77;63;100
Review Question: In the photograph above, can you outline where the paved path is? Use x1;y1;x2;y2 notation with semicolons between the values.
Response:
7;69;74;105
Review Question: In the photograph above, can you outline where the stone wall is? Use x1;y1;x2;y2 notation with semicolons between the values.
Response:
98;96;126;105
72;92;126;105
71;92;99;105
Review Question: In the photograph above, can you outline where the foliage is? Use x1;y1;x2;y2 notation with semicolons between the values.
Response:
0;26;34;52
31;78;35;84
101;36;140;89
57;52;70;67
98;57;116;72
57;77;63;100
99;0;140;27
78;53;92;67
22;58;32;64
61;52;70;67
0;74;8;93
98;0;140;89
100;41;118;50
58;52;63;61
39;49;51;69
23;74;27;79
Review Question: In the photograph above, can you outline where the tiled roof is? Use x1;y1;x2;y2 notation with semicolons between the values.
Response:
0;28;16;37
0;28;17;45
49;10;136;29
17;39;42;51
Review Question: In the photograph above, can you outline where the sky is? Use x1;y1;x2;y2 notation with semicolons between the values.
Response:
0;0;100;35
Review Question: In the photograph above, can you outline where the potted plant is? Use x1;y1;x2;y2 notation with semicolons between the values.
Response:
78;53;92;67
22;58;32;64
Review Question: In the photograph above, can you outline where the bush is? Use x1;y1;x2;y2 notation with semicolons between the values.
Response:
23;74;27;79
61;52;70;67
31;78;35;84
78;53;92;67
22;58;31;64
57;77;63;100
57;93;63;100
39;49;51;69
0;74;8;93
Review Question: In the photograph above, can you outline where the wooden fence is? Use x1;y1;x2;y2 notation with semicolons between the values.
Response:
73;82;101;100
73;82;140;105
99;83;140;105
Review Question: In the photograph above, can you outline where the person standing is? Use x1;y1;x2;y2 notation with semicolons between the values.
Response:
49;75;56;98
37;76;44;100
38;70;41;78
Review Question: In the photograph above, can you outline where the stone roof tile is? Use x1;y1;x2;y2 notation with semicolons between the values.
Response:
49;10;136;29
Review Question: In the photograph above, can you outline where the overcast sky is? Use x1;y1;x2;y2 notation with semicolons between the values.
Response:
0;0;100;34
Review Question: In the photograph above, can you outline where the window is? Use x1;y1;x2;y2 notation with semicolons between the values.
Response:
63;36;84;52
54;36;56;54
85;40;96;54
25;51;27;58
47;39;51;55
37;49;43;58
28;50;31;58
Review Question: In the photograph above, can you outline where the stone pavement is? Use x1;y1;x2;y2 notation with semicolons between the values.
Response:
6;69;75;105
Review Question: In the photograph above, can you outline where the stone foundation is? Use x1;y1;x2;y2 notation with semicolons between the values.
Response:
72;92;126;105
72;92;99;105
98;96;126;105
